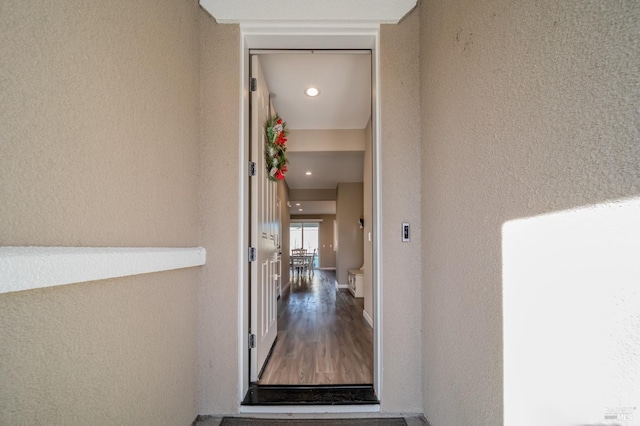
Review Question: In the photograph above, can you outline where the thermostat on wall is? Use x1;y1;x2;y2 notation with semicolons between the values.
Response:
402;222;410;242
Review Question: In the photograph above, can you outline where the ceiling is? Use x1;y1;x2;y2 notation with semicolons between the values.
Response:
258;53;371;216
199;0;417;24
260;53;371;130
290;201;336;216
285;152;364;190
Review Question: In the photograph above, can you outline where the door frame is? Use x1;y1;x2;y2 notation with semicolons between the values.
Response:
238;24;384;409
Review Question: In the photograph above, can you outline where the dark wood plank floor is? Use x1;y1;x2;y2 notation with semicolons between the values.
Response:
259;270;373;385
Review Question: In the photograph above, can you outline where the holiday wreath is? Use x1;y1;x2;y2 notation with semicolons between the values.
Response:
264;114;289;181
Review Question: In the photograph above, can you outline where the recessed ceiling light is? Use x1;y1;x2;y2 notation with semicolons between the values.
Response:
298;209;303;211
305;87;319;97
305;171;312;175
295;203;301;206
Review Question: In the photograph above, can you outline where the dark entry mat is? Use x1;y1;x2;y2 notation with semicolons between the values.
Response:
241;385;379;405
221;418;406;425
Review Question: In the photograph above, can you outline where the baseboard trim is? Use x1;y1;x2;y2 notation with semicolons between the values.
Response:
363;309;373;328
192;414;211;426
335;280;348;289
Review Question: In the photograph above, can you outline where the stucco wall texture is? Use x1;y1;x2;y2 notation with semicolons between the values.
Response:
198;15;241;415
380;10;424;413
0;0;200;247
419;0;640;425
0;0;201;424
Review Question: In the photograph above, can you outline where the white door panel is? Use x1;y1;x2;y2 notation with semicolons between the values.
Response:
250;55;278;382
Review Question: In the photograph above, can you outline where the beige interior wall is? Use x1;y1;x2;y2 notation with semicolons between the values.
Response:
336;183;364;285
419;0;640;425
290;214;337;269
278;180;291;289
320;217;337;269
287;129;366;152
288;188;337;201
0;0;201;424
363;119;373;321
198;15;241;415
379;9;424;412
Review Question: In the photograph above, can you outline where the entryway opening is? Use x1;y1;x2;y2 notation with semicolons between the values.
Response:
239;26;383;410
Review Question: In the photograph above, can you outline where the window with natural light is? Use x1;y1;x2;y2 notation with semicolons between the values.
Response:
290;222;319;253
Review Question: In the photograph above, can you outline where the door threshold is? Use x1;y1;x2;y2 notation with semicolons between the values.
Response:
242;384;379;406
239;404;381;414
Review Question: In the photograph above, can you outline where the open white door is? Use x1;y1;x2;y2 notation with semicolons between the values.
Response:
250;54;278;382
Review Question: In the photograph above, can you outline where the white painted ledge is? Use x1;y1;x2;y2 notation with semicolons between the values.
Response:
0;246;206;294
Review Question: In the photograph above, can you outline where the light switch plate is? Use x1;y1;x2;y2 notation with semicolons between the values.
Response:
402;222;410;242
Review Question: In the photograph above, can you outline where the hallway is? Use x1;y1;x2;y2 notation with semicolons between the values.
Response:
3;0;637;423
259;270;373;385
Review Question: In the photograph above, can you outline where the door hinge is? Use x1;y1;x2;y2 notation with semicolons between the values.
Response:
250;77;257;92
249;333;256;349
248;247;256;262
249;161;256;177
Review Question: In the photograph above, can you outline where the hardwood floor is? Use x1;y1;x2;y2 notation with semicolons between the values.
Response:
259;269;373;385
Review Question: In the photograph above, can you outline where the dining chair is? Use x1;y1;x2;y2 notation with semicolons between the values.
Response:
291;248;307;274
305;248;316;274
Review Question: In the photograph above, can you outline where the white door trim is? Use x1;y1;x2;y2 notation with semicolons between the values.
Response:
238;24;383;409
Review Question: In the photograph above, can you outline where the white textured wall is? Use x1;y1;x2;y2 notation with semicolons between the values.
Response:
380;10;423;412
419;0;640;424
0;0;201;424
198;15;241;414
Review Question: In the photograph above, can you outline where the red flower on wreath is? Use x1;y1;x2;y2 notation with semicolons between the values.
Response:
275;169;285;180
276;133;287;145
